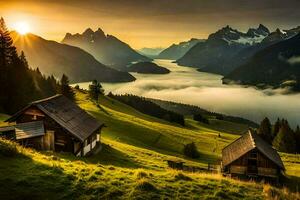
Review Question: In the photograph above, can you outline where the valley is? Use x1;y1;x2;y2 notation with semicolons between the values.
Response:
1;2;300;199
74;59;300;127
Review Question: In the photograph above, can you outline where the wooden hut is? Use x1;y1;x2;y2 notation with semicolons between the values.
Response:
0;95;104;156
221;131;284;179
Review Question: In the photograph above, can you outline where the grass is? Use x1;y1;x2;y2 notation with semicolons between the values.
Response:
0;90;299;199
0;113;9;126
0;138;268;200
77;91;239;166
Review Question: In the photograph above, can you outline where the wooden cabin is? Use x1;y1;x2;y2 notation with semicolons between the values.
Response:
0;94;104;156
221;131;284;179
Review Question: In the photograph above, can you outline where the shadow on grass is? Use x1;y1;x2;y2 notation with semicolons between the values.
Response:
85;143;142;169
0;153;82;200
282;175;300;192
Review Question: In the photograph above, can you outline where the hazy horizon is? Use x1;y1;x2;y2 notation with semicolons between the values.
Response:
1;0;300;49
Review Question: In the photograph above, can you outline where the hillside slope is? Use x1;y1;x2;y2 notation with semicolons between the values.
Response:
158;38;204;60
11;32;135;83
0;92;299;199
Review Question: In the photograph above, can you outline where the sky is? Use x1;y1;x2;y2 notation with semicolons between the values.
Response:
1;0;300;49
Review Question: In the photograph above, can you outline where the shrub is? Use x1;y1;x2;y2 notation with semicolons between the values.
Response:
135;179;157;191
183;142;200;158
135;169;148;179
174;172;192;181
193;114;209;124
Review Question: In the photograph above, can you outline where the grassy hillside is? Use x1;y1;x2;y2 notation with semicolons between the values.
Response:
0;91;299;199
77;91;240;165
1;137;297;200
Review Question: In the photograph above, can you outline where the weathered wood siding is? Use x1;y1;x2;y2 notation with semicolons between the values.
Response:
14;105;80;153
228;149;279;177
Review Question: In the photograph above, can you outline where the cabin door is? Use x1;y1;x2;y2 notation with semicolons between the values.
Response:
44;131;55;151
247;159;258;174
247;150;258;174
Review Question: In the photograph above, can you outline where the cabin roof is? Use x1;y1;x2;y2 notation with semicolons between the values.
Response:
15;121;45;140
222;131;284;169
7;95;104;142
0;121;45;140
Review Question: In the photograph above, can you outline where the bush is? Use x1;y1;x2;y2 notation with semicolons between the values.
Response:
174;172;192;181
193;114;209;124
135;169;148;179
215;114;224;120
183;142;200;158
135;179;157;191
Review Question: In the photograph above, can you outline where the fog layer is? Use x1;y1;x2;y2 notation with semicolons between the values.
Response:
75;59;300;127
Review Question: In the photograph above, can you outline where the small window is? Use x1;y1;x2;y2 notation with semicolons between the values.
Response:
32;115;37;120
249;151;257;159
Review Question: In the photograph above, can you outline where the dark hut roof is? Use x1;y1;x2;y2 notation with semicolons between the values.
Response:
15;121;45;140
0;121;45;140
222;131;284;169
7;95;104;142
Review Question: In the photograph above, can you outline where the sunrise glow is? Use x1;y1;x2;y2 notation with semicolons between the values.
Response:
14;21;30;35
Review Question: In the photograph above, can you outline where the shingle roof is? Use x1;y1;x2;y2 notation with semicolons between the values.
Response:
15;121;45;140
0;121;45;140
222;131;284;169
7;95;104;142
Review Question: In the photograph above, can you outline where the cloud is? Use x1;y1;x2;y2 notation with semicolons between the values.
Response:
88;60;300;127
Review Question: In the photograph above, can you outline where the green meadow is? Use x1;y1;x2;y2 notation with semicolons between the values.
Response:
0;90;299;199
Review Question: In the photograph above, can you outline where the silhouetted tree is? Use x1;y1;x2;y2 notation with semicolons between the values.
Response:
89;80;104;101
193;114;209;124
59;74;74;100
272;121;296;153
258;117;272;144
273;118;281;138
183;142;200;158
0;17;60;114
295;125;300;153
108;93;185;126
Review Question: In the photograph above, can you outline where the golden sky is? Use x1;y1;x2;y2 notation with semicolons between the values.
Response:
1;0;300;49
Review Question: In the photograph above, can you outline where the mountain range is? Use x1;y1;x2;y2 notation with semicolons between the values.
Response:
223;32;300;90
138;47;164;57
176;24;271;75
11;31;135;83
62;28;150;70
157;38;204;60
174;24;300;90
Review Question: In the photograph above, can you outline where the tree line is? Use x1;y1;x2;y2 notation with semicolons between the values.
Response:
0;17;74;114
107;93;185;126
256;117;300;153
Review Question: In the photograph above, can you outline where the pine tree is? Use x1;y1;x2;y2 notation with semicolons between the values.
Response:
258;117;272;144
0;17;16;111
273;118;281;139
0;17;60;113
0;17;15;67
295;125;300;153
88;80;104;101
272;121;296;153
59;74;74;100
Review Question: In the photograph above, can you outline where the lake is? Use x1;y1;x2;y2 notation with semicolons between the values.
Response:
73;59;300;127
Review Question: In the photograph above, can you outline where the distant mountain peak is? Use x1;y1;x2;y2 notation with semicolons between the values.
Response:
61;27;150;67
258;24;269;33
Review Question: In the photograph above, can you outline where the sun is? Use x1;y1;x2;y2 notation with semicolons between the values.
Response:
15;21;30;35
